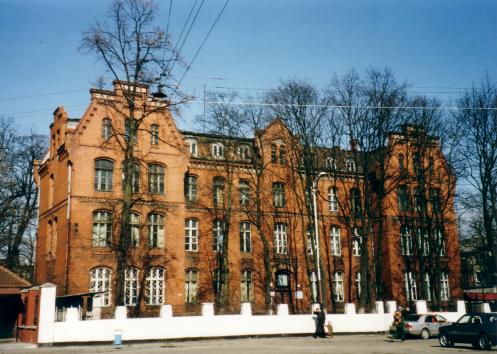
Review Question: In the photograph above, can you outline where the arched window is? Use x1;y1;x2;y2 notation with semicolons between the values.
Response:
185;175;198;202
241;269;253;303
346;158;356;172
94;159;114;191
185;269;198;303
413;153;422;175
271;144;277;163
326;156;336;170
400;225;413;256
213;219;225;252
398;154;405;172
102;118;112;140
239;180;250;206
213;268;225;297
350;188;361;215
397;185;409;212
150;124;159;145
330;226;341;256
147;213;164;248
90;267;112;307
122;161;140;193
212;142;224;158
145;267;165;305
333;272;344;302
148;164;165;194
124;267;139;306
272;182;285;208
240;222;251;252
185;219;198;251
274;223;287;254
413;187;426;212
328;187;338;212
404;271;417;301
130;213;140;247
430;188;441;213
213;177;225;205
440;272;450;301
237;145;250;160
279;145;286;165
92;211;112;247
352;228;362;256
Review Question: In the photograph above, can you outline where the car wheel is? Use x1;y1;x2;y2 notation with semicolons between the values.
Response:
420;328;430;340
477;334;491;350
439;333;453;347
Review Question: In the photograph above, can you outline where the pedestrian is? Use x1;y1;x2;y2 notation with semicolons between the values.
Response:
393;306;405;341
313;304;326;338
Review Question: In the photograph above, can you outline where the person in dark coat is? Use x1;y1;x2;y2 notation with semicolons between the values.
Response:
313;304;326;338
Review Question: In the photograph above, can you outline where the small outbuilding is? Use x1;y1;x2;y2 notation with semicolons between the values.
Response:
0;266;31;339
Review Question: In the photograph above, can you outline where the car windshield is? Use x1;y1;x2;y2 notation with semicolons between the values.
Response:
405;314;422;322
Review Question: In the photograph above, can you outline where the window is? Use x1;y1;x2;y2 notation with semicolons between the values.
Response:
185;219;198;251
145;267;164;305
397;185;409;212
326;156;336;170
414;187;426;212
94;159;114;191
398;154;405;172
90;267;112;307
400;226;413;256
424;273;432;301
213;219;225;252
271;144;277;163
330;226;341;256
350;188;361;215
310;271;318;303
213;177;225;205
121;161;140;193
352;228;361;256
150;124;159;145
306;227;315;256
328;187;338;212
240;222;251;252
279;145;286;165
430;188;441;213
102;118;112;140
124;118;138;144
185;269;198;304
346;158;356;172
185;175;197;202
241;270;253;303
276;271;290;288
404;271;417;301
148;164;165;194
238;145;250;160
212;142;224;158
92;211;112;247
124;267;139;306
273;182;285;208
333;272;344;302
186;139;198;157
413;153;422;175
436;229;446;256
274;223;287;254
428;157;435;175
147;213;164;248
239;180;250;206
356;272;361;299
440;272;450;301
213;269;225;297
130;213;140;247
417;228;429;256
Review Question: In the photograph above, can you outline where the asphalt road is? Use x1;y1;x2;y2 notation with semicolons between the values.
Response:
0;334;492;354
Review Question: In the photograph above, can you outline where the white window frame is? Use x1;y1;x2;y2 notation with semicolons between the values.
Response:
150;124;159;145
130;213;140;247
212;142;225;159
401;226;413;256
213;219;225;252
90;267;112;307
148;164;165;194
185;219;198;252
185;175;197;202
102;118;112;140
310;271;318;303
94;159;114;191
186;138;198;157
273;182;285;208
274;223;287;254
440;272;450;301
92;211;112;247
333;271;344;302
124;267;139;306
147;213;165;248
240;222;251;253
237;145;250;160
356;271;361;299
185;269;198;304
330;226;341;256
328;187;338;212
145;267;164;305
424;273;432;301
326;156;336;170
404;271;418;301
352;228;361;256
239;180;250;206
241;269;253;303
346;158;356;172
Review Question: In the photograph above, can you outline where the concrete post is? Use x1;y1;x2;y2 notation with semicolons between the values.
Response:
37;283;57;345
344;303;356;315
201;303;214;316
375;301;384;314
456;300;466;314
160;304;173;318
114;306;127;320
386;301;397;314
277;304;289;316
240;303;252;316
415;300;428;314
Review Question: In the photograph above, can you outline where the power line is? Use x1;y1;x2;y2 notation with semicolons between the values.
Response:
177;0;230;87
0;88;88;103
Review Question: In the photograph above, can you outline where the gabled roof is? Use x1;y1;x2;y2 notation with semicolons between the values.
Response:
0;266;31;290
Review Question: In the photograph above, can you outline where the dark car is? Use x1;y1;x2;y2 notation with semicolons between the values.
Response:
439;313;497;350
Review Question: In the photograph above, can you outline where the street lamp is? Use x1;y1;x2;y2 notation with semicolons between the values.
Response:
312;172;328;304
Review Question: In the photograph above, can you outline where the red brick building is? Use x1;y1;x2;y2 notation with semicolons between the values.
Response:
34;82;461;315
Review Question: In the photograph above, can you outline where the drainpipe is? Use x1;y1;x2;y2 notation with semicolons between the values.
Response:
64;161;72;294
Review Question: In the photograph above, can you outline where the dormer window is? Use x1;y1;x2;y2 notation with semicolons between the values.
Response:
186;139;198;157
212;142;224;159
237;145;250;160
346;158;356;172
326;156;336;170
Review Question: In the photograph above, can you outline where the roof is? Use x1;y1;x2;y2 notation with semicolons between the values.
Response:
0;266;31;293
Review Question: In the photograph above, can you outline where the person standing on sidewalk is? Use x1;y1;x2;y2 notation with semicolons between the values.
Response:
393;306;406;341
313;304;326;338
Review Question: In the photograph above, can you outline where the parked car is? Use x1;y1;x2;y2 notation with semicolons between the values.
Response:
403;314;449;339
439;313;497;350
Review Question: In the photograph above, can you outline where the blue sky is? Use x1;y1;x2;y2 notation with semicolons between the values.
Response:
1;0;496;134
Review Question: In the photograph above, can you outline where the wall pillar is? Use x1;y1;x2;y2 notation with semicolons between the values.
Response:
160;305;173;318
375;301;384;314
276;304;289;316
201;303;214;316
456;300;466;314
386;301;397;314
114;306;127;320
240;303;252;316
415;300;428;314
37;283;57;345
344;303;356;314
